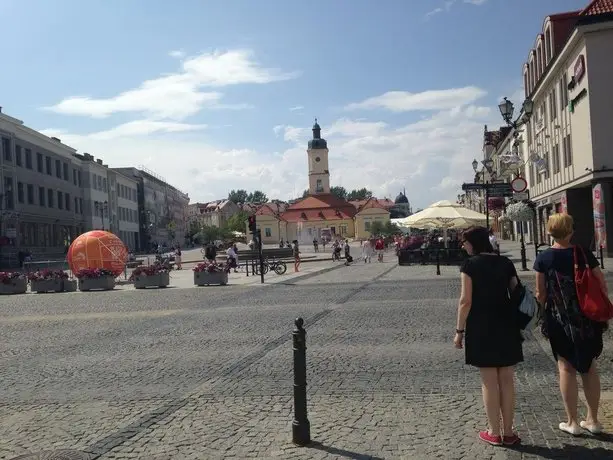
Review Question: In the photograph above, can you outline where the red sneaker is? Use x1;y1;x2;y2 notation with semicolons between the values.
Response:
478;430;503;446
503;434;521;445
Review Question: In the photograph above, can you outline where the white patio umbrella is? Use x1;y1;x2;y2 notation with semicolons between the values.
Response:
399;200;487;246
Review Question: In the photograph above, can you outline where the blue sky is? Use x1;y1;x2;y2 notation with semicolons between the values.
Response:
0;0;588;207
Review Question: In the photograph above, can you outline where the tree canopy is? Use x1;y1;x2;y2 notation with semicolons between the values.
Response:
247;190;268;203
225;210;250;233
369;220;400;237
347;188;373;201
228;189;248;203
330;186;347;200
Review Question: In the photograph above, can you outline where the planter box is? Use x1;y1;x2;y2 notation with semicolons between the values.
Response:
0;278;27;295
134;272;170;289
31;279;64;293
63;279;78;292
78;275;116;292
194;270;228;286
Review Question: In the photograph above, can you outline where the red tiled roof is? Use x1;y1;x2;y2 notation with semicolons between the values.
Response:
282;208;355;223
281;193;357;222
581;0;613;15
349;197;393;211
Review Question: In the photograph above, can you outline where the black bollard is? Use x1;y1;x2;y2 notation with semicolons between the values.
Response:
292;317;311;446
600;245;605;269
436;249;441;276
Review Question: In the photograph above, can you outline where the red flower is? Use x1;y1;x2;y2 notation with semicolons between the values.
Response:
0;272;24;284
27;269;69;281
74;268;116;279
193;260;230;273
129;263;169;281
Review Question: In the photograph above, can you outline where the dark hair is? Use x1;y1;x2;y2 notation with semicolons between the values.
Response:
462;226;494;254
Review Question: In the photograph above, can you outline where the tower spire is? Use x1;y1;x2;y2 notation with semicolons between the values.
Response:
312;118;321;139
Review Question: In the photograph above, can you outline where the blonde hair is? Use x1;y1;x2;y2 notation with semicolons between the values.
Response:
547;213;574;240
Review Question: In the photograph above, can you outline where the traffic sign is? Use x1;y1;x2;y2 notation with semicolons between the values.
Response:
487;183;513;197
513;192;529;200
511;177;528;193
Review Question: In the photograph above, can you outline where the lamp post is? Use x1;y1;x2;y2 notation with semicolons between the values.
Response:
472;158;496;229
498;96;534;270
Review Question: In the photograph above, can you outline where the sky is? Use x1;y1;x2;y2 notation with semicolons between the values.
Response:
0;0;589;208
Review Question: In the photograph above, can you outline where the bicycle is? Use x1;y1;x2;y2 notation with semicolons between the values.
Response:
253;258;287;275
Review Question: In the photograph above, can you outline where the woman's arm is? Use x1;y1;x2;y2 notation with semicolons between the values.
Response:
535;272;547;305
456;273;472;330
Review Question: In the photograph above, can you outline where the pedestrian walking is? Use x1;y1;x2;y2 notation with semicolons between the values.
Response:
174;245;182;270
534;213;608;436
293;240;301;272
362;239;372;263
455;226;522;446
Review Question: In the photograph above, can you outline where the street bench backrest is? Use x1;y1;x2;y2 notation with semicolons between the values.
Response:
237;248;294;260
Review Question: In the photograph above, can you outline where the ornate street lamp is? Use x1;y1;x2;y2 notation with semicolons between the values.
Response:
472;159;479;172
498;97;514;124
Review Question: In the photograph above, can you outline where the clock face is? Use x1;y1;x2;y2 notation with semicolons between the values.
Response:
315;157;321;162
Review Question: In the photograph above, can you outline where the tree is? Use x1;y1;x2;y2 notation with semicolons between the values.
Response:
302;189;309;198
225;210;250;233
330;186;347;200
347;188;373;201
186;221;201;242
197;225;231;244
370;220;401;237
228;189;249;203
247;190;268;203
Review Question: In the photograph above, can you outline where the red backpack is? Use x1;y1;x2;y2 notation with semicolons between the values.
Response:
574;246;613;322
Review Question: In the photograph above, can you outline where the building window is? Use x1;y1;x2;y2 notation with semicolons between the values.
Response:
57;191;64;210
65;193;70;211
265;227;272;237
46;156;52;175
39;186;45;206
549;89;557;121
563;134;573;167
17;182;24;203
529;163;535;187
15;145;22;166
25;149;32;169
63;162;69;180
37;152;43;172
103;178;107;192
55;159;61;178
97;175;102;190
47;188;54;208
3;177;14;209
27;184;34;205
552;144;560;174
316;179;323;192
74;197;79;214
365;221;371;231
73;169;77;185
560;73;569;109
543;152;550;179
2;137;11;161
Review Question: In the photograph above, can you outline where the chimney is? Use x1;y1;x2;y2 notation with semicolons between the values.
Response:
96;159;103;165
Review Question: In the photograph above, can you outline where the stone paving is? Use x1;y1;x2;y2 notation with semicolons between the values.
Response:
0;260;612;459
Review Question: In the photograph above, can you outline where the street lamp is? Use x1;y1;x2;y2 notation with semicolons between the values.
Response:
472;159;479;172
498;96;534;271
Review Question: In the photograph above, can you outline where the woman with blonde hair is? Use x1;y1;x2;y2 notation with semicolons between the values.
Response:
534;213;608;435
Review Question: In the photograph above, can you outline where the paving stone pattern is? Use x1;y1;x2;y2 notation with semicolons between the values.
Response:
0;261;612;459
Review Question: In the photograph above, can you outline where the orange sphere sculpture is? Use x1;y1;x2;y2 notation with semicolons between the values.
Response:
67;230;128;276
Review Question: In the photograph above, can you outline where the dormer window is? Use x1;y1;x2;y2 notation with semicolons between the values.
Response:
301;212;307;220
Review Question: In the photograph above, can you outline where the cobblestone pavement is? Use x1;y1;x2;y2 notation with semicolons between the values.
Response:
1;261;612;459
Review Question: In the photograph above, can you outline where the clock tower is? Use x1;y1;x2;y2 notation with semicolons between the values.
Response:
307;119;330;195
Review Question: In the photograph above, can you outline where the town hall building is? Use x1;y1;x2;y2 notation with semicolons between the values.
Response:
252;120;391;244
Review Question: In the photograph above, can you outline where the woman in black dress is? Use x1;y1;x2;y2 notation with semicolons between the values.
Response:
455;226;522;446
534;213;607;436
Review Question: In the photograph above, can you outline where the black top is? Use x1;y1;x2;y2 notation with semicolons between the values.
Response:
460;254;523;367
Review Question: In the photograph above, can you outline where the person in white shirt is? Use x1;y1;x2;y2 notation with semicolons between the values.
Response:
488;229;500;255
226;245;239;272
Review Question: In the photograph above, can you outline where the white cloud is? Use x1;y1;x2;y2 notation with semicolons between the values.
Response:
464;0;487;5
345;86;487;112
169;50;186;58
44;49;299;120
289;105;303;111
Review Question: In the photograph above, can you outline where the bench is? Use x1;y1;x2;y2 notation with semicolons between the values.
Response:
126;259;145;269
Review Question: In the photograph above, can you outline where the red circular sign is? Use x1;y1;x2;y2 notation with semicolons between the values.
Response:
511;177;527;193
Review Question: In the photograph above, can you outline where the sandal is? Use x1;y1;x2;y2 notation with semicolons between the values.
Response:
580;420;604;435
559;422;582;436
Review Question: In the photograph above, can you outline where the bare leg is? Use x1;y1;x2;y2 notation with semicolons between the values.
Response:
479;368;502;435
558;358;579;427
580;362;601;426
497;366;515;435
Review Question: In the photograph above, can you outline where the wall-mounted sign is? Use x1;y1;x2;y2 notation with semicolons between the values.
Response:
574;55;585;83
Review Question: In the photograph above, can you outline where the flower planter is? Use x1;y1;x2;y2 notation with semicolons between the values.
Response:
0;278;27;295
31;279;64;293
194;271;228;286
134;272;170;289
63;279;78;292
78;275;116;292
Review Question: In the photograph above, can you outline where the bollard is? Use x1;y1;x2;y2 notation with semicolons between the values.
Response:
436;249;441;276
292;317;311;446
600;245;605;269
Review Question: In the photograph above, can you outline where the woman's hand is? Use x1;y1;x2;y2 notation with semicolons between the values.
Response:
454;332;464;349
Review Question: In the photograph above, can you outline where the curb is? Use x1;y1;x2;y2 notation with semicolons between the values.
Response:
274;261;347;284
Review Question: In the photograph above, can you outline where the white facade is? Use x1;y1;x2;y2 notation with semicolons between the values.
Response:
113;171;139;250
80;155;110;231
